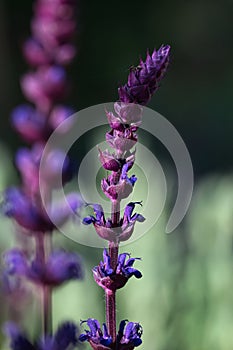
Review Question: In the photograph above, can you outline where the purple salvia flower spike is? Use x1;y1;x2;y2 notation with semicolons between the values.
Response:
2;0;82;341
82;44;170;348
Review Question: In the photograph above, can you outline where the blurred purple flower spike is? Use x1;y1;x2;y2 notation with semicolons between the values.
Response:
4;321;78;350
2;0;82;346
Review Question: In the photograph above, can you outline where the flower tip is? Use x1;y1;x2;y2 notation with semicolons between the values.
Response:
136;214;145;222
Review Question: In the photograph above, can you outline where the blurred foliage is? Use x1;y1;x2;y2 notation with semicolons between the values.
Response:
1;0;233;349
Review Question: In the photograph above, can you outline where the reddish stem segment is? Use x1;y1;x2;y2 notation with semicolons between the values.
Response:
105;288;117;343
105;199;120;343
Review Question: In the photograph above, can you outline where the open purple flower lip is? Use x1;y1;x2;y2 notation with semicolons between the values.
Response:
83;202;145;243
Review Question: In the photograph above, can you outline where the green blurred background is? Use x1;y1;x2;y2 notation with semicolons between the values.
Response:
1;0;233;349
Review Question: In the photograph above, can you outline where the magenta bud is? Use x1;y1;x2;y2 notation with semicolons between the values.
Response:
98;149;121;172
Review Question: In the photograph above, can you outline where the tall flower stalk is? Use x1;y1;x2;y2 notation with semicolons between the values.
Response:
2;0;83;348
81;45;170;349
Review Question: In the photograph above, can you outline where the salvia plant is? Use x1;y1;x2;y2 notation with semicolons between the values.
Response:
1;1;170;349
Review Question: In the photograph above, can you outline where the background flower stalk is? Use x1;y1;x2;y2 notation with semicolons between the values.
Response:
2;0;83;347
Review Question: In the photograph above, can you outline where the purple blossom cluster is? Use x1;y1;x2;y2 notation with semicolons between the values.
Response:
93;249;142;292
79;319;142;350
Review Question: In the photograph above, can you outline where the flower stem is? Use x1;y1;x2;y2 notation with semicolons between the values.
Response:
105;199;120;343
42;284;52;336
105;288;116;343
106;241;118;343
111;199;120;227
35;233;52;337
